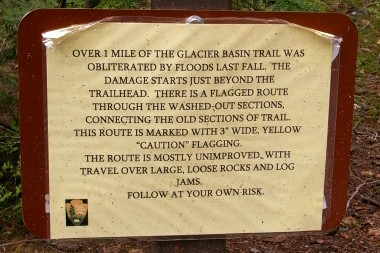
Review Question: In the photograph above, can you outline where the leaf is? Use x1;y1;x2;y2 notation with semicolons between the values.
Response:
0;189;12;203
341;216;358;227
316;239;324;244
15;185;21;195
361;170;374;177
263;235;287;242
368;228;380;237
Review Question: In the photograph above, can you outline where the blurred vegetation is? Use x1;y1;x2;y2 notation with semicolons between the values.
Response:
0;0;57;64
0;0;379;243
97;0;139;9
233;0;325;12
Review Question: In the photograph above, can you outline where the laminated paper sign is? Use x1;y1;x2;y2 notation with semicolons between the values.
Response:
45;22;336;238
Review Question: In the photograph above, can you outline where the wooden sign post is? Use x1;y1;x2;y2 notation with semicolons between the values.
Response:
18;7;357;251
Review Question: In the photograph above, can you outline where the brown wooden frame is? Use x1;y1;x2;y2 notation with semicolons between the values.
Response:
18;9;357;239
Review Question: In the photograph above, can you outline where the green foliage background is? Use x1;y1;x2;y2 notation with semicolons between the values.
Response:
233;0;325;11
0;0;379;240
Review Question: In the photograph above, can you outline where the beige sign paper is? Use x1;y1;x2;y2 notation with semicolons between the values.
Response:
46;22;334;238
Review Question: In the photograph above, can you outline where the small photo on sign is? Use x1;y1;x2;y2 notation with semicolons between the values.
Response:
65;199;88;226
